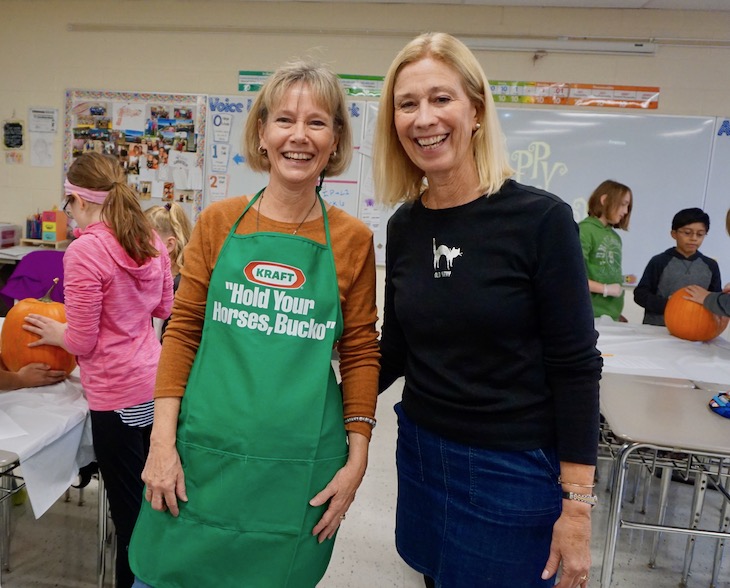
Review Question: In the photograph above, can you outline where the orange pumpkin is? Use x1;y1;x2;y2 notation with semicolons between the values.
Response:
0;278;77;374
664;287;730;342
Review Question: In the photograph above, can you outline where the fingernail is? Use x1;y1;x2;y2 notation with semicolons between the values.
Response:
541;570;550;580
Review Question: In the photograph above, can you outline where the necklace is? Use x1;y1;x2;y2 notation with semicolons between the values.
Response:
421;188;483;210
256;191;319;234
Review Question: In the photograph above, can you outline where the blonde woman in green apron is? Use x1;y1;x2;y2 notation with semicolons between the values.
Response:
129;61;380;588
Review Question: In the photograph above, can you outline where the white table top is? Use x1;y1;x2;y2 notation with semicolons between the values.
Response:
596;317;730;385
600;372;730;457
0;375;87;459
0;372;91;517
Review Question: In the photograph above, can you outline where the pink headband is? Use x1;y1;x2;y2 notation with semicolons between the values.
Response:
64;179;109;204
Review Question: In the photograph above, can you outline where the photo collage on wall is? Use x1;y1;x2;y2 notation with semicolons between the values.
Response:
65;90;205;214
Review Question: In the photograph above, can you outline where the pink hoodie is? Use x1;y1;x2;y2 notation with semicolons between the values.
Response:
62;222;173;411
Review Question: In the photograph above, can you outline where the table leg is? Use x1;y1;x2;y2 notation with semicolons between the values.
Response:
0;452;21;575
680;469;708;584
649;466;673;567
711;466;729;588
600;442;633;588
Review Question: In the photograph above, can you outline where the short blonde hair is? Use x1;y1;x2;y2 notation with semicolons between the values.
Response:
373;32;514;206
243;59;352;177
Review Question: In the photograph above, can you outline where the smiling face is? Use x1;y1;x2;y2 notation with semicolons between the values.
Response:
258;82;338;193
393;57;478;183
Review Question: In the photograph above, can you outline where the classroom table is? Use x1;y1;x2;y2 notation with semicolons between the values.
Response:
0;374;92;518
595;320;730;588
0;371;92;585
595;316;730;383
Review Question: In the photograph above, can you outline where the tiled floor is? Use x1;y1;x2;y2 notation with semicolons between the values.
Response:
3;382;729;587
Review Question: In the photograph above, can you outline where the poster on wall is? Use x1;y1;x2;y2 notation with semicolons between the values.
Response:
202;94;368;220
64;89;207;221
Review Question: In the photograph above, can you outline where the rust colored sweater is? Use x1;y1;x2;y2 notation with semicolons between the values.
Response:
155;196;380;439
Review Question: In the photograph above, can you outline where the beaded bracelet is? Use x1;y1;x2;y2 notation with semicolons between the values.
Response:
344;416;377;428
558;475;596;489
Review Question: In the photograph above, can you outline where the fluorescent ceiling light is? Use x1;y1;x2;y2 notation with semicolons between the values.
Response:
461;36;656;55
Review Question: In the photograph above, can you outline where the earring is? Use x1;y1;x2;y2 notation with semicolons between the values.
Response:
258;145;267;155
330;150;337;159
475;123;481;130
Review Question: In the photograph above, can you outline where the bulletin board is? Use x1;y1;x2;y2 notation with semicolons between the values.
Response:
63;89;207;220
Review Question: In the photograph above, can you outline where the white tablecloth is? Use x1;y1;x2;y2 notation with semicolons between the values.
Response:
596;316;730;386
0;373;92;517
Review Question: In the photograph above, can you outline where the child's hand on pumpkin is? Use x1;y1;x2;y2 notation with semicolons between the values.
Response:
683;285;710;305
17;363;67;387
23;314;68;349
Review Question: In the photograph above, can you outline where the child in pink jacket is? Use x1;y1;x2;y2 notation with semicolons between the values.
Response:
24;152;173;587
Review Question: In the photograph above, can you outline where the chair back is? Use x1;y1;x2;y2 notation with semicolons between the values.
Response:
0;250;65;308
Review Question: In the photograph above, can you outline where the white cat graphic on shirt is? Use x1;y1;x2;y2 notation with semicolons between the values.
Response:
433;238;462;270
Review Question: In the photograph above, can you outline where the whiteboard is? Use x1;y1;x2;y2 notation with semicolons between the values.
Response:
202;94;369;219
201;98;723;276
699;116;730;285
498;109;716;280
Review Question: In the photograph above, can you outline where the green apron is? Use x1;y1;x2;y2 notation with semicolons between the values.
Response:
130;191;347;588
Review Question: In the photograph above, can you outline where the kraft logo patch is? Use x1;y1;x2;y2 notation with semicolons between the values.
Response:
243;261;306;289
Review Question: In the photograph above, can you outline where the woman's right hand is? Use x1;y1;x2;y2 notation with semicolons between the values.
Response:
142;443;188;517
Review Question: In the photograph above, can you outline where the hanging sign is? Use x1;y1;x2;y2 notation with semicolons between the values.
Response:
490;81;660;109
3;120;24;149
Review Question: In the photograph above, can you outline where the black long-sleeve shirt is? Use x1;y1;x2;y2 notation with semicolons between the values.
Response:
379;180;602;465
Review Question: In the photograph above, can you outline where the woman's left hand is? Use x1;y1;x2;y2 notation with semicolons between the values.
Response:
23;314;67;348
309;432;369;543
542;503;593;587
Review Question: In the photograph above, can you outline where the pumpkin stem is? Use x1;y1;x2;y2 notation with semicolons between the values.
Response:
40;278;60;303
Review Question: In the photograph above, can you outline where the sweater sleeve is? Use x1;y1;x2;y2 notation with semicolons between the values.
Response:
703;291;730;317
633;254;668;314
331;216;380;440
62;240;105;356
378;212;408;393
708;257;722;292
537;203;602;465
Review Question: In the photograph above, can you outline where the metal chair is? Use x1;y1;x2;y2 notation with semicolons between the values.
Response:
0;450;25;583
0;249;65;309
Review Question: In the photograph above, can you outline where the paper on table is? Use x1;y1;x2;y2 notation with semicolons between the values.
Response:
0;408;28;440
601;355;666;370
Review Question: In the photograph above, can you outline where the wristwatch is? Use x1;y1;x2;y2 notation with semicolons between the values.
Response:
562;491;598;507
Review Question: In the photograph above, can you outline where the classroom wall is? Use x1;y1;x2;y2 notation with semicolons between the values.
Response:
3;0;730;324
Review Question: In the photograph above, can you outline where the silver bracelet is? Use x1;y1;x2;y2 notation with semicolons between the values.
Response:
344;416;377;428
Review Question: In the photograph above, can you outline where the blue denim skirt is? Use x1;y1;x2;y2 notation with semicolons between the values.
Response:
394;402;562;588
